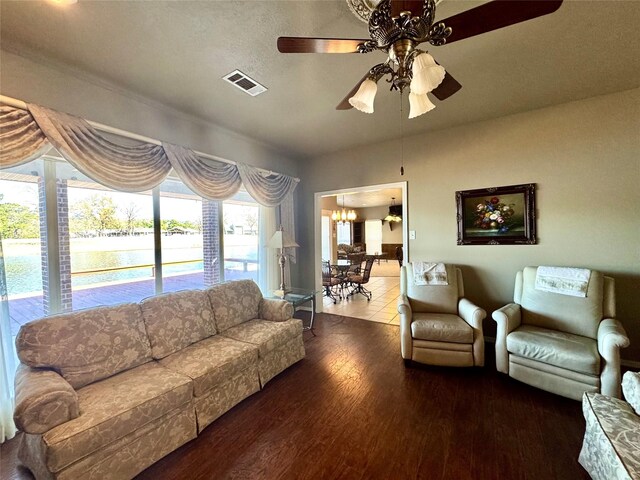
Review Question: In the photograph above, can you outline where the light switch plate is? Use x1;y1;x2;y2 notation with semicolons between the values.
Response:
409;230;416;240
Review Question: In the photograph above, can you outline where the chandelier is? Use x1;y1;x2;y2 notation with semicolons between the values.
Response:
331;195;357;223
383;197;402;222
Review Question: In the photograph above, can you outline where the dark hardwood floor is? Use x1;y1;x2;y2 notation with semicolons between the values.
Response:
1;313;590;480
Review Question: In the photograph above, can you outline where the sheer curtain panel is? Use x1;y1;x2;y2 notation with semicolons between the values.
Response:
258;206;279;295
0;236;17;443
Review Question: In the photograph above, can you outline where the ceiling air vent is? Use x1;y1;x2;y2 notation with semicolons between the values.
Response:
223;70;267;97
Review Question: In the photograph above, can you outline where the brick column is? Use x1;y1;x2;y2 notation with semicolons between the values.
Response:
56;180;72;312
38;178;72;314
202;200;221;286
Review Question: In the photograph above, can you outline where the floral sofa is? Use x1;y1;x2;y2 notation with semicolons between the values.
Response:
579;371;640;479
13;280;305;480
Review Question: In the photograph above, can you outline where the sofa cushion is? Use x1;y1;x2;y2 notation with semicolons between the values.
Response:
140;289;216;359
16;303;152;389
207;280;263;332
41;362;192;473
159;335;258;397
221;319;302;357
622;371;640;415
411;313;473;344
507;324;600;375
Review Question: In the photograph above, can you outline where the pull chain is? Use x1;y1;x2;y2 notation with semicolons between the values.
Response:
400;90;405;176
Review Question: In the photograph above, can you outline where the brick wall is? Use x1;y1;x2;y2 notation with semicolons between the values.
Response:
202;200;221;286
38;178;72;314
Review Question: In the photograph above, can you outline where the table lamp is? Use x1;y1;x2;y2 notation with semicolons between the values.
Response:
268;225;299;297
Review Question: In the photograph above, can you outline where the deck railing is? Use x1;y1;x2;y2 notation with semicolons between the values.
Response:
71;258;258;277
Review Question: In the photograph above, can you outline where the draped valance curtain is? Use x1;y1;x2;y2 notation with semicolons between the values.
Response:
0;104;298;206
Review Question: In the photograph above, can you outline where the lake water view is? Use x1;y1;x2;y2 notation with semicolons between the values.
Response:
3;234;258;296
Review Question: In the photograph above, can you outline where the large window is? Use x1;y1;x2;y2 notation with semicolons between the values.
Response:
0;160;45;336
1;155;270;339
336;221;351;245
159;178;205;292
223;191;259;282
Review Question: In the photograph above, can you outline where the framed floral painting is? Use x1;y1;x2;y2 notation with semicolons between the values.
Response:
456;183;537;245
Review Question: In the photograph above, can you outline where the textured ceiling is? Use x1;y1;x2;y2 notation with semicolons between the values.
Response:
324;187;403;208
1;0;639;159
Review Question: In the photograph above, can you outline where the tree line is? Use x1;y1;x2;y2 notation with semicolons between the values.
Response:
0;194;201;239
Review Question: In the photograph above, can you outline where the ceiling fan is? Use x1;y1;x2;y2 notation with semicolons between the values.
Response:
277;0;563;118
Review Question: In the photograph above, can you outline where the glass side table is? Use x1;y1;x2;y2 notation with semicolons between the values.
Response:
267;288;319;331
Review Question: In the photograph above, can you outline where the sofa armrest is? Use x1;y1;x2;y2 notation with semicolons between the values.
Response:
491;303;522;374
14;364;79;434
597;318;630;398
458;298;486;330
622;372;640;415
397;294;413;360
260;298;294;322
458;298;487;367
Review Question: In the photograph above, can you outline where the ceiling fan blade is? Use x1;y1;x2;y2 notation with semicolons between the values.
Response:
431;72;462;101
390;1;425;17
336;73;371;110
440;0;563;44
277;37;369;54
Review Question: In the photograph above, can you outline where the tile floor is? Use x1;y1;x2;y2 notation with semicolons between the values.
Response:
322;276;401;325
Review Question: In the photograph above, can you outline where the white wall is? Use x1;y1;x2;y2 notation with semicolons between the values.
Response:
296;88;640;363
0;50;301;177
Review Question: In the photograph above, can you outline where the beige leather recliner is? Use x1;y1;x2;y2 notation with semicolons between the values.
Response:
492;266;630;400
398;264;486;367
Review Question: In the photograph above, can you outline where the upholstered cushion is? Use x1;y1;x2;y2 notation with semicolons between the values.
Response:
207;280;263;332
411;313;473;344
517;267;605;339
579;392;640;480
140;289;216;359
221;319;303;357
159;335;258;397
13;364;79;435
622;371;640;415
41;362;192;473
507;325;600;375
260;299;294;322
16;303;152;389
402;264;461;315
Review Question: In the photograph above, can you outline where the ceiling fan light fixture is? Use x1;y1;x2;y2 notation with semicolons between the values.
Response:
348;78;377;113
408;92;435;119
410;53;446;95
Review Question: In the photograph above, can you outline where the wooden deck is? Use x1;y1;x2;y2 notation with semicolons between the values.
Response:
7;269;257;336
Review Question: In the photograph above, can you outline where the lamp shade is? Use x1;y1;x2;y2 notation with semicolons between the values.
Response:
410;53;446;95
408;92;436;119
268;228;300;249
349;78;377;113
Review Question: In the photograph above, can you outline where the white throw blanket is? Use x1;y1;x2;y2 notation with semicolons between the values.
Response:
535;266;591;297
412;262;448;286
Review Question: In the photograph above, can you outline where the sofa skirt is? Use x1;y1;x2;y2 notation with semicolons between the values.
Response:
19;402;196;480
194;365;261;433
258;334;305;387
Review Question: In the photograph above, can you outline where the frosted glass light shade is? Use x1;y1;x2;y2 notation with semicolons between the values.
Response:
410;53;446;94
408;93;435;119
349;79;377;113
